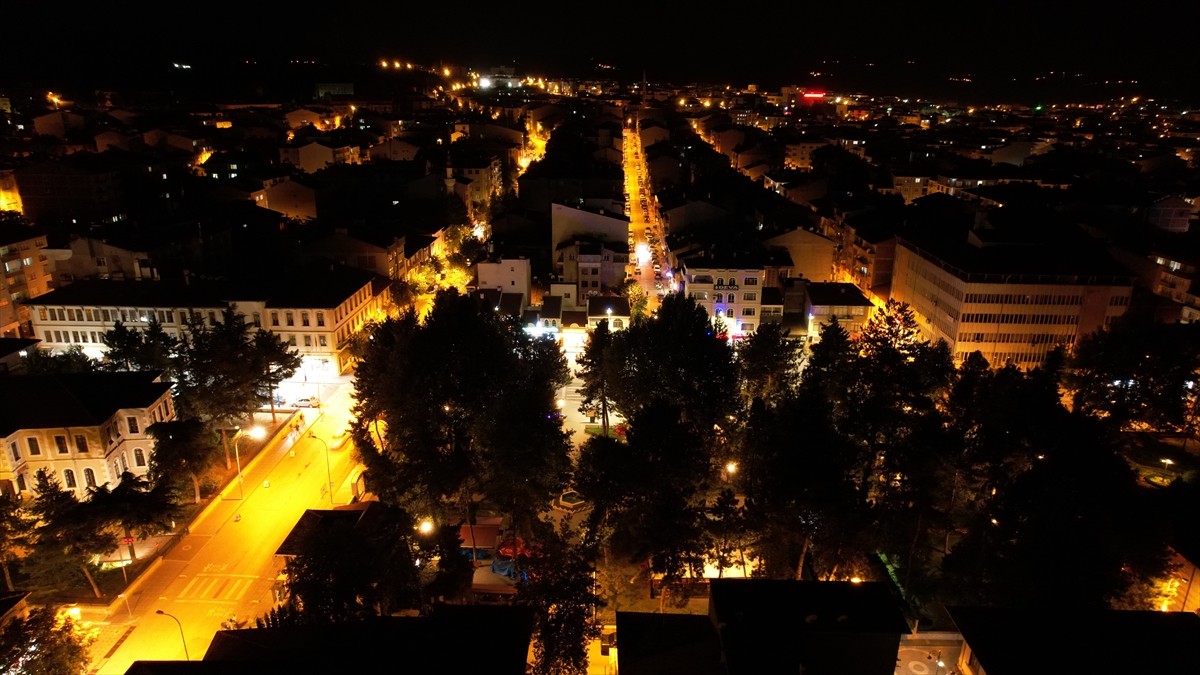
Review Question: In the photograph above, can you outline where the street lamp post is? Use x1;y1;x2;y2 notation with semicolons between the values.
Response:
310;433;333;505
232;426;266;500
155;610;189;661
929;650;944;675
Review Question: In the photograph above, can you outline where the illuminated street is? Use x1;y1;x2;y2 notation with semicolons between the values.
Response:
85;383;358;674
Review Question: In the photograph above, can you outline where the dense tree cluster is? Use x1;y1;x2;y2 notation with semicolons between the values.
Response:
302;292;1197;673
573;297;1184;615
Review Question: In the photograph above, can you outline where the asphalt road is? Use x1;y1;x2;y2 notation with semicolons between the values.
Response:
87;383;358;674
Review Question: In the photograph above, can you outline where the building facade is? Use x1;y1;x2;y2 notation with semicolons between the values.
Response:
0;225;55;338
0;371;174;498
892;237;1134;369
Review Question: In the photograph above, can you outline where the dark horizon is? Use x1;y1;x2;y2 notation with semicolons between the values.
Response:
4;2;1199;106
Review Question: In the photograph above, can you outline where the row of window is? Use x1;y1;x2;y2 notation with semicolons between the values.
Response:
285;334;329;348
956;332;1077;345
39;304;362;330
270;310;326;328
906;260;967;302
713;307;756;317
955;350;1051;365
11;434;88;459
691;292;762;303
335;287;372;325
962;293;1083;305
959;313;1081;325
44;329;104;345
39;307;179;324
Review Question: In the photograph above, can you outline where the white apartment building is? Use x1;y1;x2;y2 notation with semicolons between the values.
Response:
0;371;174;498
680;263;767;338
475;258;532;305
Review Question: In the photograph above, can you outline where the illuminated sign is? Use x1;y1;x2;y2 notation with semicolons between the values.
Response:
802;92;825;99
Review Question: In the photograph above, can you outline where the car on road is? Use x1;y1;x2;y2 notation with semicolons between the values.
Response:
294;397;321;408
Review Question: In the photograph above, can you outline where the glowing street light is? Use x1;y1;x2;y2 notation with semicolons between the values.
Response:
309;433;333;505
155;610;189;660
232;426;265;500
418;519;434;535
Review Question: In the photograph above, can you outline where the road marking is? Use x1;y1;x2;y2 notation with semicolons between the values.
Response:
175;574;261;603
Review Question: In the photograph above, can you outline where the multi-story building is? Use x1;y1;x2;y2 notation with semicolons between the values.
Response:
679;258;770;338
46;234;159;283
0;371;174;498
783;135;829;170
805;281;875;340
22;263;385;375
474;258;532;306
0;223;55;338
554;239;629;301
891;229;1134;369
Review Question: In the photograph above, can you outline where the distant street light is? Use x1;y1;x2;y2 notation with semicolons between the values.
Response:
309;433;333;505
232;426;266;500
155;610;189;661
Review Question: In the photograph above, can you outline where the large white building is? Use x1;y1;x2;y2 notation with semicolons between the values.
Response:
891;230;1135;369
23;263;385;375
0;371;174;498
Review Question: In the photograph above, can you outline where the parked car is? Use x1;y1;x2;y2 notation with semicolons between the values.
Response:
294;397;320;408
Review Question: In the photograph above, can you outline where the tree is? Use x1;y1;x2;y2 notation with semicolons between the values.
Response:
516;523;602;675
146;420;220;504
21;347;98;375
621;278;648;320
281;505;423;623
575;401;711;586
1063;316;1200;432
603;293;735;433
87;471;180;562
352;289;572;539
249;329;302;423
174;305;276;468
735;322;803;405
575;319;616;437
23;470;112;599
100;318;178;375
0;605;95;674
737;393;864;581
940;413;1172;609
0;493;33;591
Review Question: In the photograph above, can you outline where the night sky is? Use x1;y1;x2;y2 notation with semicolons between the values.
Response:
3;2;1199;102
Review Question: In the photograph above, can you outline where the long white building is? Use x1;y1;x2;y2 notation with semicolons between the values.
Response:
23;262;386;376
891;228;1134;369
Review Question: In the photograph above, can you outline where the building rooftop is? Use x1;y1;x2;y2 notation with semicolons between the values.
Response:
806;282;873;307
0;372;172;436
947;605;1200;674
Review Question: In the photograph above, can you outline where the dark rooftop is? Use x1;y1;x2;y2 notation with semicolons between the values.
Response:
615;612;723;675
122;604;534;674
0;337;39;359
709;579;910;675
806;282;873;307
947;605;1200;674
0;221;47;247
0;372;172;437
